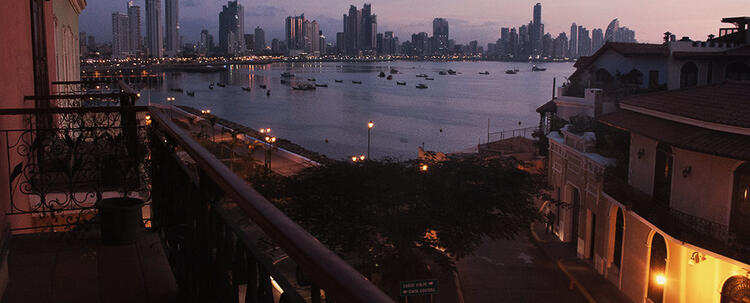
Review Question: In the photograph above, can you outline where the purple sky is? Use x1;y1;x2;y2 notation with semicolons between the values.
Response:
81;0;747;46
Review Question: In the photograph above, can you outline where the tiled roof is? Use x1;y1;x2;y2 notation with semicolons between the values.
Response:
618;82;750;129
535;99;557;113
570;43;669;79
598;110;750;161
673;45;750;59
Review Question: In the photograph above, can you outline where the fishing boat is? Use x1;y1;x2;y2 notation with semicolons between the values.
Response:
242;87;251;92
259;84;267;89
308;78;316;81
416;74;428;78
266;90;271;96
390;68;399;74
447;69;457;75
281;71;294;77
334;79;343;83
396;81;406;85
293;83;316;90
438;71;448;75
315;83;328;87
425;77;434;80
352;80;362;84
378;71;386;77
216;83;226;87
532;65;547;72
416;84;428;89
505;70;517;74
169;87;184;93
186;91;195;96
386;75;393;80
479;71;490;75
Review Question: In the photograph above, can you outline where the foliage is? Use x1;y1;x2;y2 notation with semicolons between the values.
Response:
567;114;595;134
595;122;630;182
249;156;544;287
616;69;644;87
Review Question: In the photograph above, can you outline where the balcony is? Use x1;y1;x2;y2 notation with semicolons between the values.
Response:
602;178;750;265
1;81;393;303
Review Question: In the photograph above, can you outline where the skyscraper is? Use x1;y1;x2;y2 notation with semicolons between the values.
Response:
605;19;620;42
433;18;449;54
285;14;305;53
219;1;244;56
199;29;212;55
532;3;542;55
569;23;578;58
360;4;375;51
343;5;360;55
111;12;129;58
254;26;266;50
127;1;141;53
592;28;604;53
164;0;179;56
145;0;163;58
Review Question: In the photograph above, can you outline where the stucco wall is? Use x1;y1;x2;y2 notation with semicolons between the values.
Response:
629;134;658;195
670;148;742;226
52;0;82;87
618;213;652;303
588;50;668;89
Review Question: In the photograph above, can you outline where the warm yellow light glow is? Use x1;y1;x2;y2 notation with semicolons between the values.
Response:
745;188;748;200
420;164;429;171
368;120;374;129
145;115;151;120
655;274;667;285
360;155;365;161
352;156;358;162
265;136;271;142
271;137;277;143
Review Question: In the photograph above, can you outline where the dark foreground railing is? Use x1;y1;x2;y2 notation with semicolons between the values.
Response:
149;108;393;303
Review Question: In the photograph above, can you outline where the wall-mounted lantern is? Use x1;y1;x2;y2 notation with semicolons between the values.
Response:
688;251;706;265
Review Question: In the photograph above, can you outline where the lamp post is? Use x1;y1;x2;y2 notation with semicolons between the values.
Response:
166;97;176;120
367;120;374;158
264;136;277;174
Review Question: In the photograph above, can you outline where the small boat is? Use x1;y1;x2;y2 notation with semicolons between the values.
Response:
281;72;294;78
390;68;399;74
216;83;226;87
293;83;316;90
386;75;392;80
352;80;362;84
266;90;271;96
416;84;428;89
479;71;490;75
242;87;251;92
334;79;343;83
186;91;195;96
169;88;184;92
438;71;448;75
505;70;517;74
378;71;386;77
280;79;288;84
396;81;406;85
532;65;547;72
315;83;328;87
425;77;434;80
259;84;267;89
416;74;428;78
308;78;316;81
209;84;214;89
447;69;457;75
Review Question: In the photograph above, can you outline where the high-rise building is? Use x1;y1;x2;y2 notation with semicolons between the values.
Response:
199;29;212;55
127;1;141;53
605;19;620;42
111;12;129;58
164;0;179;56
319;31;326;55
604;19;637;43
271;38;280;53
285;14;305;52
592;28;604;53
80;32;88;56
343;5;360;55
302;20;320;54
542;33;553;57
532;3;543;55
553;32;569;58
569;23;578;58
360;4;376;51
578;26;591;57
244;34;254;51
219;1;244;56
336;32;345;54
254;26;266;50
145;0;163;58
433;18;449;54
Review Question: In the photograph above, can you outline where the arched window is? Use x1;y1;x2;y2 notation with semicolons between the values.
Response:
680;62;698;88
647;233;667;303
653;143;673;204
612;208;625;269
721;276;750;303
730;163;750;242
726;62;750;81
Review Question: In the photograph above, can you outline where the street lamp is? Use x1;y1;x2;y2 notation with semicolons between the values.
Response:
166;97;176;119
367;120;374;158
351;154;366;162
264;136;277;174
420;164;429;172
260;128;271;134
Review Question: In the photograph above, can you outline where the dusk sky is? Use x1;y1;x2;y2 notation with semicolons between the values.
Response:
81;0;747;47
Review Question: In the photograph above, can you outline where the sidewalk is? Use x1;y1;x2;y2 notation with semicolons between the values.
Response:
530;222;632;303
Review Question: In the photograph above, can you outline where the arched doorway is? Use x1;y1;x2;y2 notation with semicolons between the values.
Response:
730;163;750;242
612;208;625;269
647;233;667;303
721;276;750;303
569;186;581;243
680;62;698;88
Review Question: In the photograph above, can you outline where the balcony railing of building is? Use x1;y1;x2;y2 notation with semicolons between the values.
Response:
4;80;394;302
603;178;750;265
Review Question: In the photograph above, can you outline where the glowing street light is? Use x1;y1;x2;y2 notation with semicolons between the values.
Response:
367;120;374;158
420;164;429;172
655;274;667;286
352;154;366;162
260;128;271;134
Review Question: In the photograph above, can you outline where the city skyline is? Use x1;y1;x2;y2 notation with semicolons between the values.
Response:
83;0;745;48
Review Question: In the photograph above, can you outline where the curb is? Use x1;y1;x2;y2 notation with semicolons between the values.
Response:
528;222;596;303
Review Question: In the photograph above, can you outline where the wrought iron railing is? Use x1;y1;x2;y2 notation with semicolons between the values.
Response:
488;126;539;142
148;108;393;302
603;178;750;265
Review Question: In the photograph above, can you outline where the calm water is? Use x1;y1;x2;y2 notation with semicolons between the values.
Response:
144;61;574;160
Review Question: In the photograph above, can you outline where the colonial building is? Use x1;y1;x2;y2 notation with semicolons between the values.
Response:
540;17;750;303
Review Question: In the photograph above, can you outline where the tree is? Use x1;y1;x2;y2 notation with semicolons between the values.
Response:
250;155;545;296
